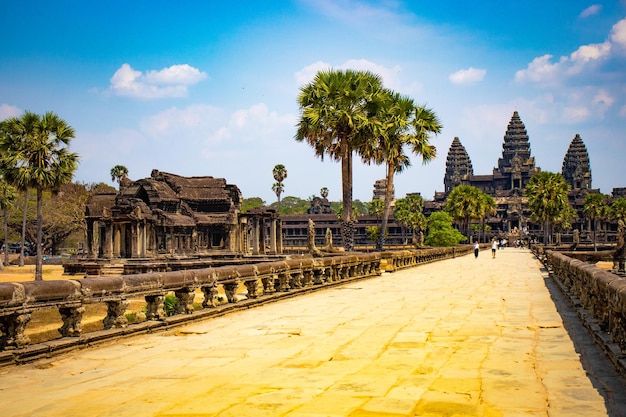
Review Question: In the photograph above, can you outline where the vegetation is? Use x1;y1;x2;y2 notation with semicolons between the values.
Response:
583;193;609;251
0;178;16;267
425;211;466;247
361;91;440;251
611;197;626;223
241;197;265;213
444;185;492;242
110;165;129;189
393;193;426;246
0;111;79;280
296;69;385;251
524;171;570;244
272;164;287;213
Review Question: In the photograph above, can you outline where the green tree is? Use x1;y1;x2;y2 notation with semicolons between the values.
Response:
444;185;484;242
273;196;309;215
524;171;570;245
0;111;79;280
477;192;496;243
0;178;16;267
296;69;385;251
110;165;129;189
583;193;608;251
241;197;265;213
272;164;287;213
611;197;626;223
394;193;426;246
368;199;384;218
425;211;466;247
361;91;440;251
320;187;329;199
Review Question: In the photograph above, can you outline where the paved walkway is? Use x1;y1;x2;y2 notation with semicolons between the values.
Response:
1;248;624;416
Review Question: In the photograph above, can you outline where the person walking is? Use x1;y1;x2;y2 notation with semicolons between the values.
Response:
491;238;498;258
474;240;480;258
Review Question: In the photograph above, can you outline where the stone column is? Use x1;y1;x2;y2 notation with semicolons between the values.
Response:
252;218;260;255
113;225;121;258
104;223;113;259
269;218;277;254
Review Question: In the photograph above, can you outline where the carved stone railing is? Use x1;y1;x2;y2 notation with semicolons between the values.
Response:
541;250;626;353
0;247;463;363
380;245;473;272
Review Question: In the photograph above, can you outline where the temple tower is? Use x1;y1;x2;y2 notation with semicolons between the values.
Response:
562;133;592;190
496;111;537;191
444;137;474;193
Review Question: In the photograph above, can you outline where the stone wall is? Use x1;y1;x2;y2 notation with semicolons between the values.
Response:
543;250;626;352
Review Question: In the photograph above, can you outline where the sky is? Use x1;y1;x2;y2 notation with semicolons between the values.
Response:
1;0;625;204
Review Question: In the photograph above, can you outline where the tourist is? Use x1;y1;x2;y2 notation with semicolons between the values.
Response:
491;238;498;258
474;240;479;258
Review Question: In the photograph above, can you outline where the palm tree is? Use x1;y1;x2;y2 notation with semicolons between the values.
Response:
0;111;79;280
478;192;496;243
0;178;16;268
524;171;570;245
296;69;385;251
272;164;287;212
583;193;608;251
271;182;284;213
360;91;440;251
444;185;484;242
320;187;329;199
394;193;426;246
611;198;626;224
110;165;129;189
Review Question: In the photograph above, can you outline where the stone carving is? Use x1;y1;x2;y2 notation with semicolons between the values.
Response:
103;300;129;329
613;220;625;273
308;219;323;257
58;306;85;337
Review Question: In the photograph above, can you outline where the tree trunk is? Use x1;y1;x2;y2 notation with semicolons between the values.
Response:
19;188;28;267
35;186;43;281
3;206;8;266
340;143;354;251
377;163;395;252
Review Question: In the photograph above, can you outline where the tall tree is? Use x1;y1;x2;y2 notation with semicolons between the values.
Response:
0;178;16;267
296;69;385;251
361;91;440;251
320;187;329;199
524;171;570;245
394;193;426;246
444;185;484;242
611;198;626;224
478;192;496;243
110;165;129;189
272;164;287;213
583;193;608;251
0;111;79;280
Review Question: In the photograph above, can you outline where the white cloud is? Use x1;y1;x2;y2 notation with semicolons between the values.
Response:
592;89;614;110
0;103;21;120
140;104;225;139
515;18;626;84
610;17;626;49
294;61;332;86
580;4;602;18
448;67;486;85
109;63;207;99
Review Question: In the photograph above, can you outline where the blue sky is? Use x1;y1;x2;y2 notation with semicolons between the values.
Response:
1;0;625;204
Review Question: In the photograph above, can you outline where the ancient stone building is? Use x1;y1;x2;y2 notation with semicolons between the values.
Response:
85;170;280;260
430;111;609;241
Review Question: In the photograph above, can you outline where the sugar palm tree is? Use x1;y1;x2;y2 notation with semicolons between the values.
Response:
525;171;570;245
444;185;483;242
110;165;129;189
272;164;287;212
296;69;385;251
394;193;426;246
0;111;79;280
583;193;608;251
478;192;496;243
611;198;626;224
320;187;329;199
0;178;16;268
361;91;440;250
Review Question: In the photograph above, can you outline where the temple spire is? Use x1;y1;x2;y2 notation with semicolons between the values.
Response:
562;133;592;190
444;137;473;193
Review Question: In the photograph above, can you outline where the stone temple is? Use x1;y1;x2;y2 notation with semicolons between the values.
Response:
428;110;618;239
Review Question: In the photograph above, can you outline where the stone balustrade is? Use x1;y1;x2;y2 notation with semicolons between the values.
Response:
0;247;464;363
542;250;626;352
